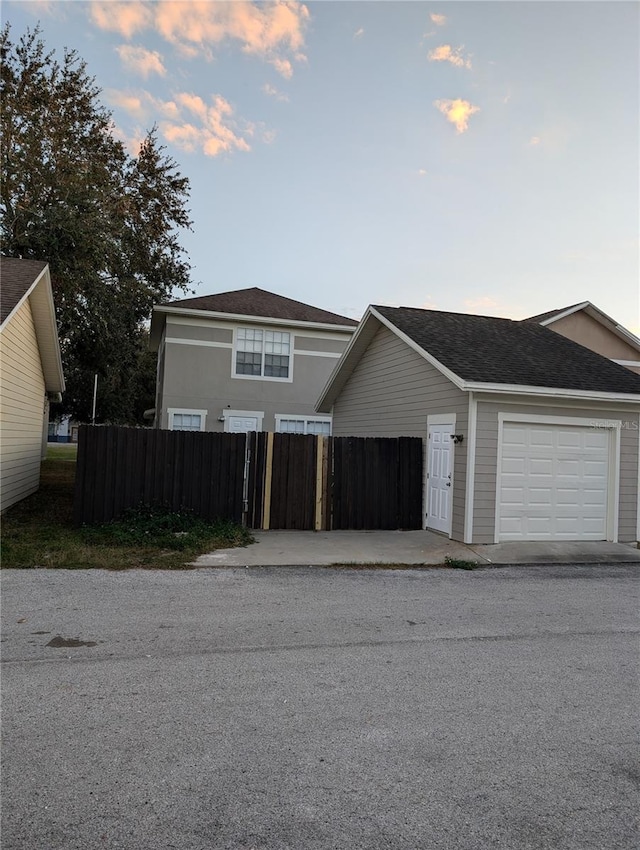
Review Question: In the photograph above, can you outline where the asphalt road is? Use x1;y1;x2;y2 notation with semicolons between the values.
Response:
1;564;639;850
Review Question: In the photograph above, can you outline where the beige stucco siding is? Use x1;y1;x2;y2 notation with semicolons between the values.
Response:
549;312;640;366
331;325;469;539
158;318;350;432
0;300;46;511
473;399;639;544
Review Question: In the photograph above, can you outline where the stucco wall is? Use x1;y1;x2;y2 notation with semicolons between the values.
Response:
549;312;640;368
158;317;352;432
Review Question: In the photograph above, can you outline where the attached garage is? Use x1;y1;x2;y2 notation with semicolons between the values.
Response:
496;416;617;542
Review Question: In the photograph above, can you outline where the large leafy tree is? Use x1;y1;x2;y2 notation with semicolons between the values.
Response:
1;25;193;423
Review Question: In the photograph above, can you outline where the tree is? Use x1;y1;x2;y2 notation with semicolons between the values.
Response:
1;25;193;423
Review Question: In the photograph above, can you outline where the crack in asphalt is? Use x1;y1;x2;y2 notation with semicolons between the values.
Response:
2;627;638;666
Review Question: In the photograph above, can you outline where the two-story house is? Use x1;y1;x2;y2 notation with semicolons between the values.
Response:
149;287;357;434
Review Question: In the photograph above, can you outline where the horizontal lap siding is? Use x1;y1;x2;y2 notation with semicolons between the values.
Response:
0;301;46;511
331;326;469;540
474;400;640;544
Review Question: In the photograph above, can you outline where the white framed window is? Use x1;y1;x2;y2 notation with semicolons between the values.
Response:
234;328;292;381
275;415;332;436
168;408;207;432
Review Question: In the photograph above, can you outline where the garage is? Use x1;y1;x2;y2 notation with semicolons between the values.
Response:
497;418;614;542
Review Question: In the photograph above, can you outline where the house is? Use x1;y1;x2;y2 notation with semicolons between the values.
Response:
0;257;65;512
48;415;79;443
526;301;640;375
317;305;640;545
149;287;357;434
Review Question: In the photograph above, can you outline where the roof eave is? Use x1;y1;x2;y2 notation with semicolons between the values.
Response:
153;304;357;334
463;381;640;404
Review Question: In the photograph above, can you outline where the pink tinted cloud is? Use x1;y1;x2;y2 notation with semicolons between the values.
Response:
434;99;480;134
107;88;254;157
116;45;166;77
93;1;310;77
430;13;447;26
91;2;152;38
428;44;472;69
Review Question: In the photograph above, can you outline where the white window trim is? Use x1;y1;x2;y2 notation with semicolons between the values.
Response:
232;327;294;383
494;412;621;544
167;408;207;431
275;414;332;435
222;410;265;432
425;414;456;537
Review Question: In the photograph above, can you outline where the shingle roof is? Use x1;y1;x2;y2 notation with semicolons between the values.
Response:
374;305;640;394
163;287;357;327
1;257;48;325
523;303;584;323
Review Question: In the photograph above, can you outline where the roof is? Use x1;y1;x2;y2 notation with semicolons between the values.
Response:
374;305;640;393
0;256;65;394
524;301;640;351
162;287;358;327
523;302;587;324
1;257;48;324
317;305;640;411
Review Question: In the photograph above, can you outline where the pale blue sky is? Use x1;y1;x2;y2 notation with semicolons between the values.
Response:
5;1;639;331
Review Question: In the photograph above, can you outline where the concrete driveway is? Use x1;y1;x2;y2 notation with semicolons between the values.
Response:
2;564;639;850
194;529;640;567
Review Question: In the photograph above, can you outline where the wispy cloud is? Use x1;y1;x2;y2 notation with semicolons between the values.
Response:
116;45;166;78
91;0;310;78
262;83;289;102
528;136;541;146
428;44;472;69
434;99;480;134
353;27;364;39
462;296;521;318
418;169;427;177
107;89;254;157
430;13;447;26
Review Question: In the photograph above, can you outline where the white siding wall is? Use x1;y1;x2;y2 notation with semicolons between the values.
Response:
0;300;46;511
331;325;469;540
473;400;640;544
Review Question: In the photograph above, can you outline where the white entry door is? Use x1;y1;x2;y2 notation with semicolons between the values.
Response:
227;415;259;433
427;421;454;534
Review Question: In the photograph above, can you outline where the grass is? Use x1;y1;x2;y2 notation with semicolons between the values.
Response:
47;443;78;461
1;457;253;570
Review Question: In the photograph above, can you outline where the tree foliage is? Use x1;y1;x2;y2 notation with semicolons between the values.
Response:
1;25;193;423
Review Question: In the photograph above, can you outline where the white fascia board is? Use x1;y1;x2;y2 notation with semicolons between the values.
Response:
541;301;640;352
369;307;467;390
538;302;590;326
152;305;357;335
316;307;380;412
4;265;65;393
463;381;640;404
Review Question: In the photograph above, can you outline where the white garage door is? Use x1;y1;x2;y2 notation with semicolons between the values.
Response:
498;422;610;541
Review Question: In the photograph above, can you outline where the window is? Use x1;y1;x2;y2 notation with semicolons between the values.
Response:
168;409;207;431
276;416;332;436
235;328;291;379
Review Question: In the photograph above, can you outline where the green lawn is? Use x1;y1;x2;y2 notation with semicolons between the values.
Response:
1;457;252;569
47;443;78;460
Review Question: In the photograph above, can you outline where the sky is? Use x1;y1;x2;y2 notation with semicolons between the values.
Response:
5;1;640;332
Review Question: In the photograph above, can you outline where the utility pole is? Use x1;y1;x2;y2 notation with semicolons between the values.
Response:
91;374;98;424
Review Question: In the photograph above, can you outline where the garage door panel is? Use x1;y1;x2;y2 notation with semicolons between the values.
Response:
498;422;610;542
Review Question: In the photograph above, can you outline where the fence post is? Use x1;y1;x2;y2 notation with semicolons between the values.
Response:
262;431;274;530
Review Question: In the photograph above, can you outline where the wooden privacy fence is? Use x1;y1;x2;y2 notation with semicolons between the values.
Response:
74;426;423;530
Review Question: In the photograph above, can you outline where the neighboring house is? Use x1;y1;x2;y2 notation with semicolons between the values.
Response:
0;258;65;512
48;415;79;443
149;287;357;434
526;301;640;375
317;305;640;545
